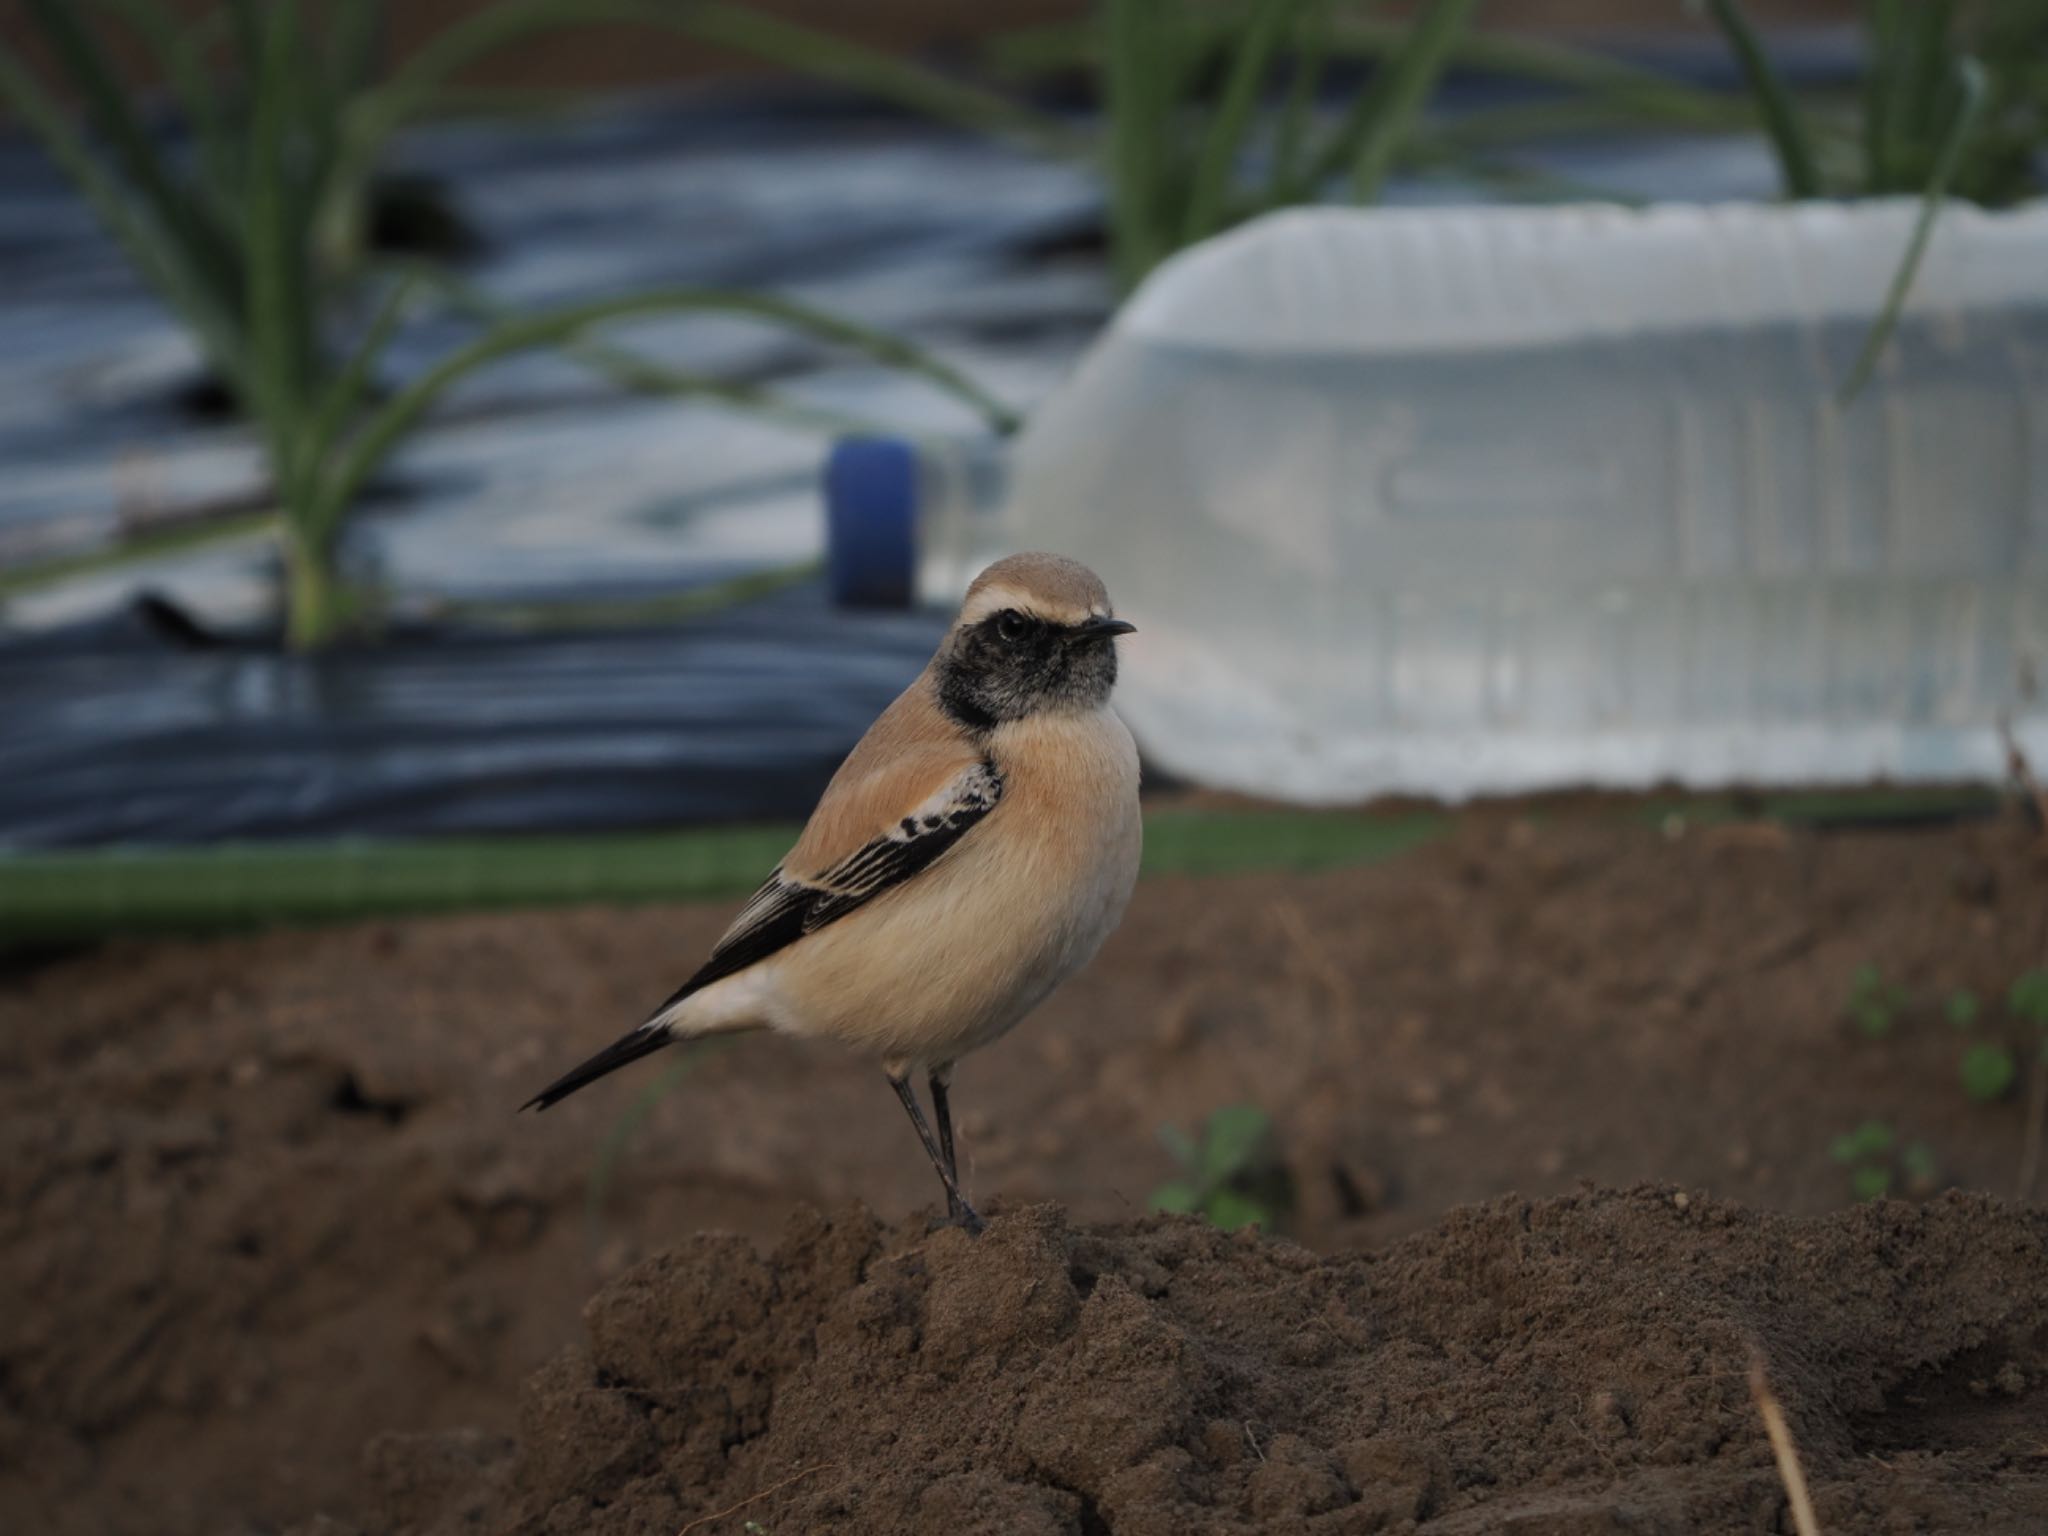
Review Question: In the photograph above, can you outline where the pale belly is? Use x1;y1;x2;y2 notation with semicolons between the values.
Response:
739;710;1142;1069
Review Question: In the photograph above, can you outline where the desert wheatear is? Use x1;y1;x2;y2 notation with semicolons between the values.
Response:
525;553;1141;1232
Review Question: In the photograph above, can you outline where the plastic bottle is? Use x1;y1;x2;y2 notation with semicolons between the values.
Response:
826;201;2048;800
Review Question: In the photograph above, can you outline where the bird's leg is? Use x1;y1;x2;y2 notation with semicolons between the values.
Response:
929;1066;962;1219
887;1072;983;1235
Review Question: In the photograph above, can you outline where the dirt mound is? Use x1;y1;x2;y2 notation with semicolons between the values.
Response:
370;1188;2048;1536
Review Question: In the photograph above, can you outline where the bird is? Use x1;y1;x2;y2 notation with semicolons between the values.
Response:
523;552;1141;1233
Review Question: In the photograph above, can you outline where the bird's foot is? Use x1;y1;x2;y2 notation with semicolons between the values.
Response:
928;1202;987;1238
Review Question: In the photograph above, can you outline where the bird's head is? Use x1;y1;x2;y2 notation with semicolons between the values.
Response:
935;552;1134;729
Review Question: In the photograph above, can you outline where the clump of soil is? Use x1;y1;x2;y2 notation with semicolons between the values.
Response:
372;1190;2048;1535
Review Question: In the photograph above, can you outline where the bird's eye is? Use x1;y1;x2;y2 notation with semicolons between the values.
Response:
995;610;1031;643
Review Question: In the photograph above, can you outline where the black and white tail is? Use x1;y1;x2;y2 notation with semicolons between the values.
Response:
520;1022;674;1111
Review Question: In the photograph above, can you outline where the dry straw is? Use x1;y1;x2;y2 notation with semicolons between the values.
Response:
1747;1351;1822;1536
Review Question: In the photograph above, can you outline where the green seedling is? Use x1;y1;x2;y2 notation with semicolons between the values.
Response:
1950;983;2014;1101
1846;964;1909;1040
1960;1042;2018;1103
1900;1137;1939;1190
1835;966;2048;1203
1151;1103;1293;1232
1946;970;2048;1102
2012;970;2048;1048
1831;1118;1894;1200
1830;1118;1936;1202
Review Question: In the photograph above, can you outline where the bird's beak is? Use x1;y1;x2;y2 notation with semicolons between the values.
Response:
1071;615;1137;642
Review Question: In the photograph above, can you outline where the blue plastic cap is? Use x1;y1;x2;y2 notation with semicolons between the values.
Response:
824;436;917;608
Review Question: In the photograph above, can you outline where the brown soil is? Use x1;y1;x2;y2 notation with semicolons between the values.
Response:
377;1191;2048;1536
3;809;2046;1534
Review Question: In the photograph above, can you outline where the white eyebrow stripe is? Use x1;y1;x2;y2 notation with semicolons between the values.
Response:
957;585;1035;627
957;585;1102;629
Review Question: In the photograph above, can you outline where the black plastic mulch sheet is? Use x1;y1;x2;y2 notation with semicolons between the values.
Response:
0;584;949;848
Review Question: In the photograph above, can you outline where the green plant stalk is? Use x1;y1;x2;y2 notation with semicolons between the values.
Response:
303;276;419;470
552;342;887;437
1266;0;1332;206
285;0;350;207
331;0;389;104
988;6;1750;135
21;0;241;304
271;274;1012;645
1863;0;1964;194
284;524;344;651
1348;0;1483;203
1425;94;1748;152
1104;0;1174;289
82;0;241;200
0;509;279;605
320;0;1078;272
1839;56;1989;402
243;2;329;648
1900;0;1958;177
0;43;252;399
1325;13;1750;133
1863;0;1903;187
246;1;315;450
176;8;245;199
1286;0;1433;198
1702;0;1823;197
223;0;262;78
384;260;889;437
682;1;1078;154
1404;136;1641;206
1289;0;1472;200
273;256;976;640
1184;0;1300;243
308;286;1018;542
409;83;601;120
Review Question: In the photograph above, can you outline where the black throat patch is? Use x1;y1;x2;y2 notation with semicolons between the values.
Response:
935;665;999;733
933;609;1119;730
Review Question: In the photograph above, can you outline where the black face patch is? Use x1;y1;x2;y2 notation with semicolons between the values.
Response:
935;608;1121;730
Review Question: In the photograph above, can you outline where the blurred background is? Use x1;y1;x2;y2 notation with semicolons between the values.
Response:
2;2;2045;1532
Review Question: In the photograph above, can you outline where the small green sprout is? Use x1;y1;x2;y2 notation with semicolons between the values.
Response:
1829;1119;1935;1201
1946;989;1981;1028
2011;970;2048;1029
2010;969;2048;1067
1900;1139;1939;1186
1847;965;1909;1039
1151;1104;1292;1232
1831;1118;1893;1199
1960;1042;2018;1102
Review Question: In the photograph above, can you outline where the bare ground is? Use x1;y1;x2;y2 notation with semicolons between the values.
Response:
3;806;2045;1532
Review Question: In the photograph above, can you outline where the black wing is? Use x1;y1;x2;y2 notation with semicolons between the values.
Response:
661;756;1005;1005
522;759;1002;1110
